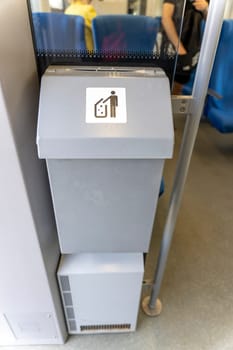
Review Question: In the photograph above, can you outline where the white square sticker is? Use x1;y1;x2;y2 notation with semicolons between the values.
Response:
86;88;127;123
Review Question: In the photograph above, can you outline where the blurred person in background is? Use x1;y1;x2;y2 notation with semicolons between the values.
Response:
160;0;209;93
65;0;97;51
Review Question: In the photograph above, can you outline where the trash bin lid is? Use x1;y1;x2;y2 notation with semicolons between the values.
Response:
37;66;174;159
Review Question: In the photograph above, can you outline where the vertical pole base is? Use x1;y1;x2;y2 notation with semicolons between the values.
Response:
142;296;162;317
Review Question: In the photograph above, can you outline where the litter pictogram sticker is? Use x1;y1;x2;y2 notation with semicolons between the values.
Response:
86;88;127;123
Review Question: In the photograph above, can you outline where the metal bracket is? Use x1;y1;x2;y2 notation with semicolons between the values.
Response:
171;95;193;114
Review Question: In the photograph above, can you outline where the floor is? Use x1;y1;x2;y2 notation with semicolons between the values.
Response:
4;117;233;350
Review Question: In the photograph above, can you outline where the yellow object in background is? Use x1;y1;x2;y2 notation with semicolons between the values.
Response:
65;0;97;51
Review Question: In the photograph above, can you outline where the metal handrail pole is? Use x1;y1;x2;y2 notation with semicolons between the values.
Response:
142;0;227;315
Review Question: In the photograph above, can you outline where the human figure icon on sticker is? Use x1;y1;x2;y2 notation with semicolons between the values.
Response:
103;91;118;118
94;91;118;118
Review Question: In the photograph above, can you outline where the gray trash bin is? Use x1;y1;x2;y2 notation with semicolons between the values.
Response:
37;66;174;253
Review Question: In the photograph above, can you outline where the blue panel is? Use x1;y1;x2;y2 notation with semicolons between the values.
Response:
159;178;165;197
32;12;86;52
92;15;161;53
205;20;233;133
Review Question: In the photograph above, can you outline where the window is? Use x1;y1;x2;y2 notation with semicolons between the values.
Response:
28;0;208;93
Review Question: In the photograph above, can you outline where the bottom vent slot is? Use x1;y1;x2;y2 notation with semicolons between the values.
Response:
80;324;131;332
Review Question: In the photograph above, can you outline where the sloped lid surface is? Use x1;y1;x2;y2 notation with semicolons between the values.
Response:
37;67;174;159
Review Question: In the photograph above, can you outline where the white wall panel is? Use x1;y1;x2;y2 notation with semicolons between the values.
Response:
0;0;66;345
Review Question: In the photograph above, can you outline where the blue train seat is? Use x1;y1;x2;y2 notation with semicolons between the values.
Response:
159;178;165;197
92;15;161;53
205;19;233;133
32;12;86;52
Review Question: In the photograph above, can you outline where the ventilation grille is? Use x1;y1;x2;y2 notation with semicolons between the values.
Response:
80;324;131;332
59;275;77;332
36;49;176;79
60;275;71;291
36;49;174;59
